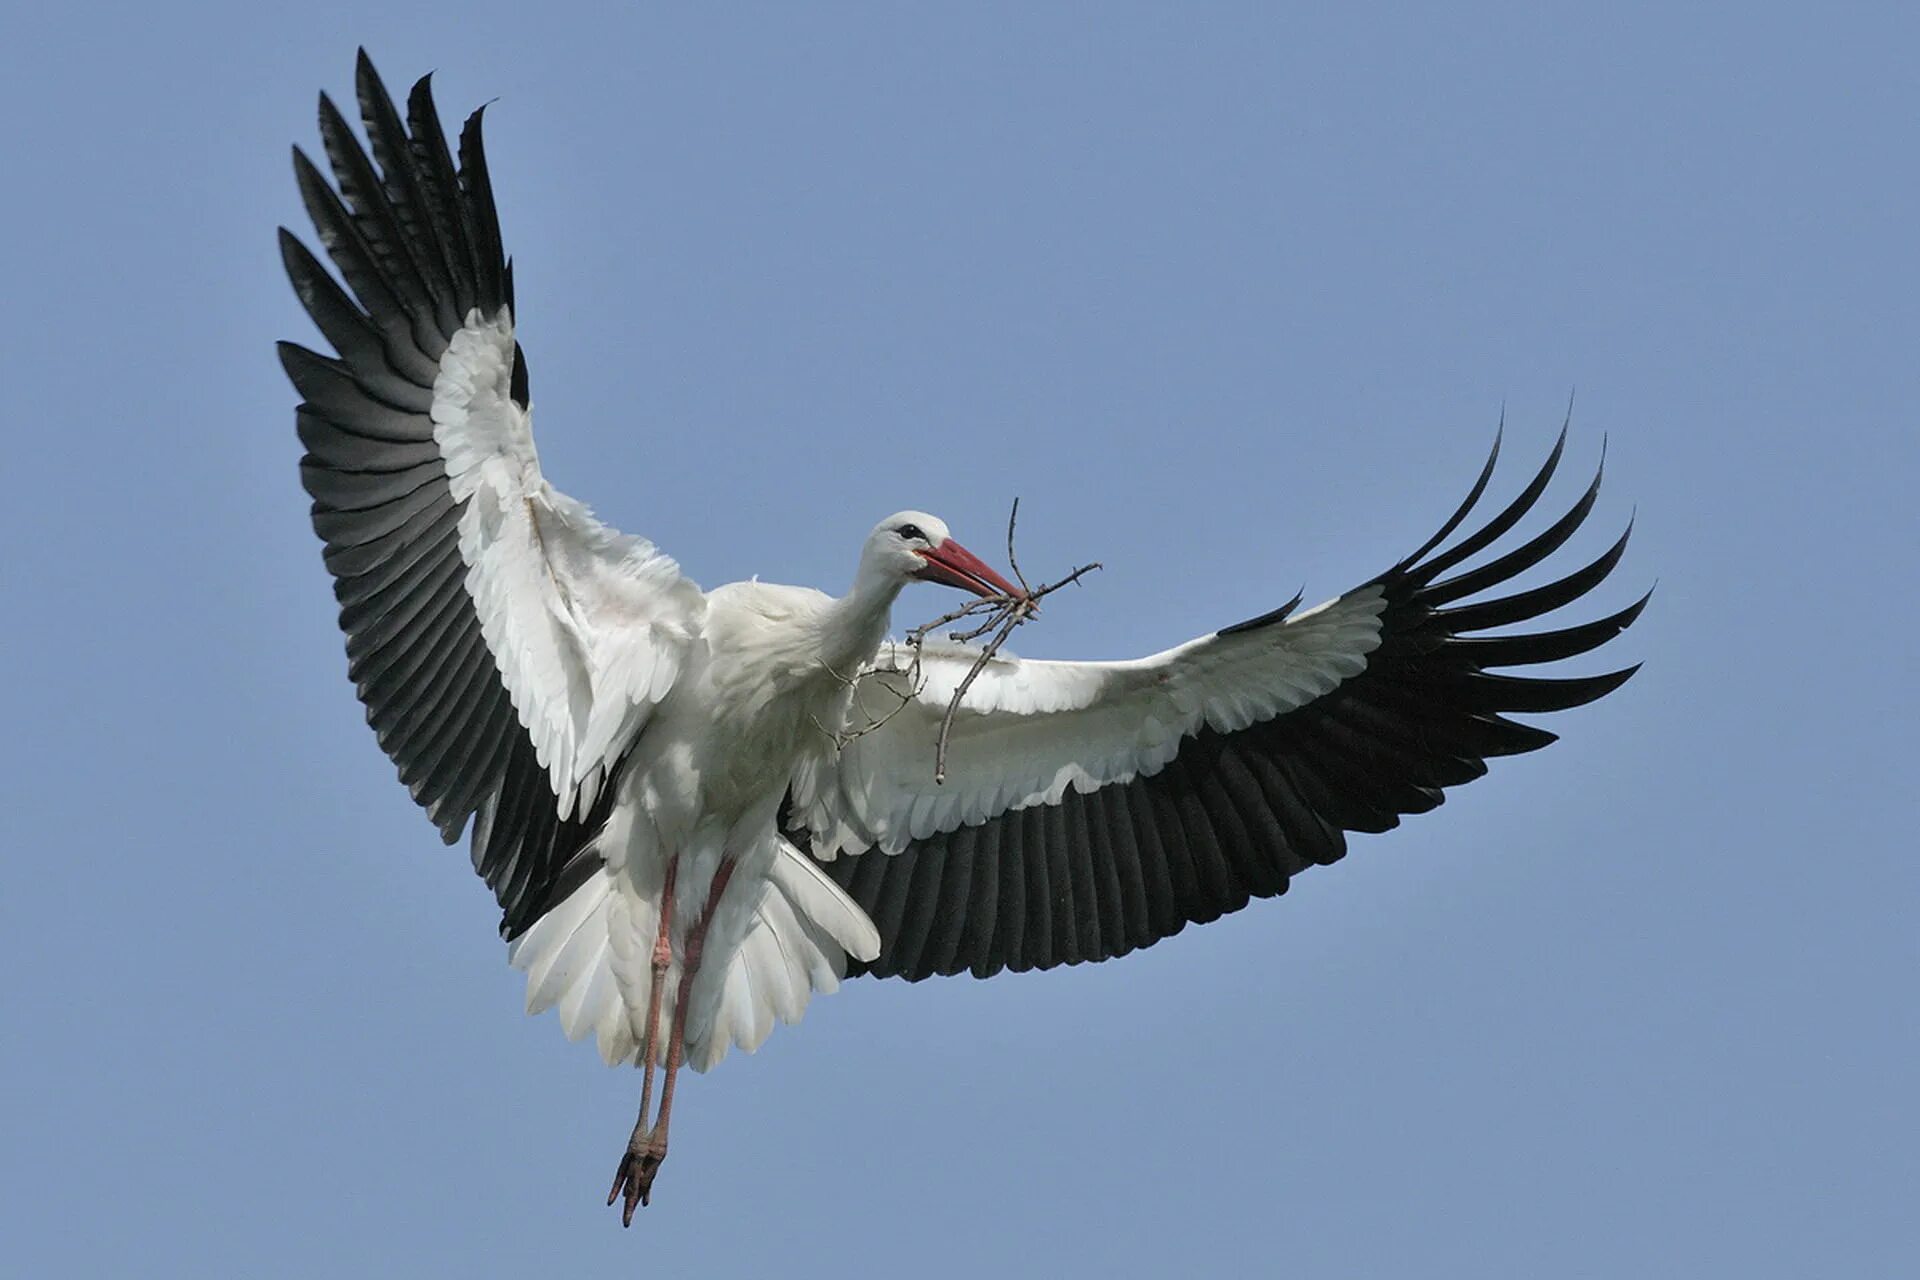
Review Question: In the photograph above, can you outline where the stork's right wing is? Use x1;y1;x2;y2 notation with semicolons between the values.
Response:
280;52;704;937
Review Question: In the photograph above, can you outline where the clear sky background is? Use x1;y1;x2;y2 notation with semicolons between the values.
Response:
4;4;1914;1276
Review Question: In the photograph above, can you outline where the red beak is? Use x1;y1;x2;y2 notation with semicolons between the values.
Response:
913;538;1024;600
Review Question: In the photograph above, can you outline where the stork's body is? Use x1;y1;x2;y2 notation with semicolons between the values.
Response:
589;579;887;1205
500;529;1014;1215
282;53;1644;1223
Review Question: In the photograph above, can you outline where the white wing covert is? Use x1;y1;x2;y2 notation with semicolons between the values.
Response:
792;432;1644;981
791;590;1389;857
280;53;702;937
434;309;700;819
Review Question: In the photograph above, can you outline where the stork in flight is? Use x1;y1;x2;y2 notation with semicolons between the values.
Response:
281;53;1644;1222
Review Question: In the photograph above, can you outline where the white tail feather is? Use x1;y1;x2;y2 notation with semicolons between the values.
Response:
683;874;858;1072
514;874;611;1014
769;839;881;962
507;857;875;1071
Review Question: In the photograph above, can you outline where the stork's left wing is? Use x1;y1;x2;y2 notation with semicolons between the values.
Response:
788;432;1644;981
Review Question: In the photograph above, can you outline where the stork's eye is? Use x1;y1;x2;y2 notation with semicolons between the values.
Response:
895;523;928;542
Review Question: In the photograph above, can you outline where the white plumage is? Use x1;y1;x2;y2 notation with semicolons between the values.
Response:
435;308;701;819
792;589;1390;859
282;53;1643;1217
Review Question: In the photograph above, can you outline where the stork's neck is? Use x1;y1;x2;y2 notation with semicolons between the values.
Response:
816;559;904;673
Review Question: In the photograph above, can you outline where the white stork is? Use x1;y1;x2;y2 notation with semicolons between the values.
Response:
281;53;1644;1222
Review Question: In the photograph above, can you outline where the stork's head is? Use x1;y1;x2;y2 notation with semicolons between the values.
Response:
863;510;1023;599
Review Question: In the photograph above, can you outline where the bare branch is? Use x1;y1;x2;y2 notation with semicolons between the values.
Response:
928;555;1101;783
933;607;1020;784
904;596;1004;645
1005;497;1032;597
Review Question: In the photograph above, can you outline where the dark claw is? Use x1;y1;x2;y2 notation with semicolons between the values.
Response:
608;1139;666;1225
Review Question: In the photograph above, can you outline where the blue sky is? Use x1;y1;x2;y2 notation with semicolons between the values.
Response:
4;3;1914;1275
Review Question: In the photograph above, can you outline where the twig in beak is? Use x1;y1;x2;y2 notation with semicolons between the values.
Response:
818;500;1099;783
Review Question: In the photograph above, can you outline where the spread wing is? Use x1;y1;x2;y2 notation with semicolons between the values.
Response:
281;52;703;937
789;432;1644;979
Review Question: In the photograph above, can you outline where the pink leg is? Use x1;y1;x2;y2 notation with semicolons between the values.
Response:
606;856;677;1221
607;858;736;1224
634;859;678;1136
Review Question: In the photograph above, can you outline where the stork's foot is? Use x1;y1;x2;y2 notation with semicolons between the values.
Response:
607;1132;668;1225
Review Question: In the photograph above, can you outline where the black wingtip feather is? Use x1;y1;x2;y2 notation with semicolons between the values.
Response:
1423;452;1604;607
1436;519;1633;634
1412;425;1569;585
1459;666;1642;714
354;51;460;336
1450;589;1651;667
1217;587;1305;637
457;104;507;309
1399;425;1503;571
